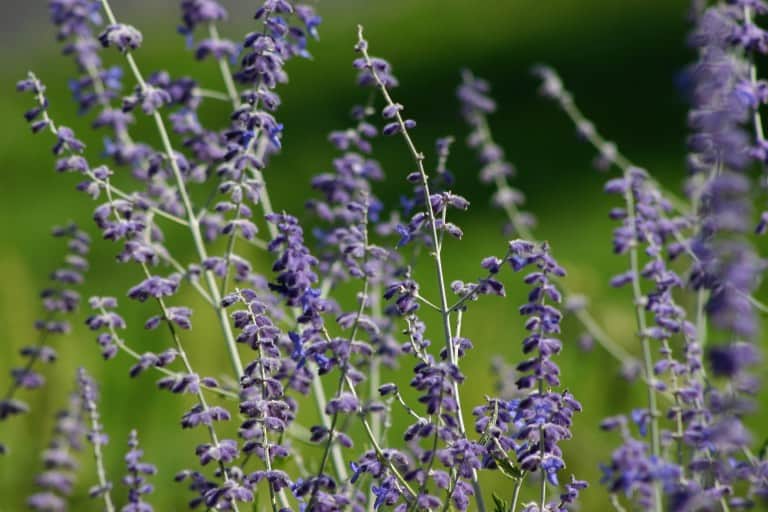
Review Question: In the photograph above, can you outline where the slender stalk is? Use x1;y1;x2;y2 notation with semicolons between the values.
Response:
237;289;290;511
305;264;356;483
369;282;384;443
195;87;232;102
207;23;239;105
1;322;52;406
744;6;766;144
356;26;485;511
29;72;188;229
82;389;115;512
342;373;418;500
220;135;269;296
622;173;663;512
309;205;372;508
205;20;279;241
539;459;547;512
508;473;526;512
552;82;689;214
139;262;241;512
610;495;629;512
467;111;640;368
308;361;349;481
98;0;244;380
96;306;236;400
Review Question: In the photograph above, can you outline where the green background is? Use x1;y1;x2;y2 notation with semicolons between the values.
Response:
1;0;766;510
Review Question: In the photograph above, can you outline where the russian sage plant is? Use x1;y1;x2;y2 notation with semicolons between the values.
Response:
3;0;767;511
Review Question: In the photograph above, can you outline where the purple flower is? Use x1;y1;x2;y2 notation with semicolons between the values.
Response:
127;275;179;302
458;70;535;240
1;224;90;429
27;379;85;509
122;430;156;512
266;213;330;324
686;3;764;340
99;24;143;52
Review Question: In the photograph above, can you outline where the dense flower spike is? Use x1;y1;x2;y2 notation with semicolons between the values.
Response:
0;223;90;450
505;241;583;509
686;2;765;340
27;382;86;511
226;289;292;509
458;69;642;384
535;15;768;509
122;430;157;512
266;212;331;325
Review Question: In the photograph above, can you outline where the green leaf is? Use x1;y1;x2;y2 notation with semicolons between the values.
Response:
492;493;510;512
495;455;524;480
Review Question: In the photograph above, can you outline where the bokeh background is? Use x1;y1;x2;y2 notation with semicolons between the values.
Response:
1;0;766;510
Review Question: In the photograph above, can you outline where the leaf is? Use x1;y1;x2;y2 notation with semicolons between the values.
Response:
495;455;524;481
492;493;510;512
759;437;768;460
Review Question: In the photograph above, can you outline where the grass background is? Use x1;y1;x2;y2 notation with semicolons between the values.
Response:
1;0;766;510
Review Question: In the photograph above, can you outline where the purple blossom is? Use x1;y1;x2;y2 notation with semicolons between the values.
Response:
9;2;768;511
99;24;143;52
27;381;86;510
1;224;90;427
122;430;156;512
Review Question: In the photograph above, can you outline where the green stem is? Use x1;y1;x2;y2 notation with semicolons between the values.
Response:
622;172;663;512
237;289;290;511
369;282;384;444
139;262;241;512
509;473;526;512
356;26;485;511
98;0;244;380
468;108;639;370
83;389;115;512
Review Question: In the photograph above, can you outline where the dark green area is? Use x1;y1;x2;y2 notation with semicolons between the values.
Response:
1;1;766;510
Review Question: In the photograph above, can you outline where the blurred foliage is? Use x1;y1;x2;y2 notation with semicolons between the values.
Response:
1;0;766;511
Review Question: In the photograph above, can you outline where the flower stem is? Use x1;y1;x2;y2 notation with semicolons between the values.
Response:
205;20;279;241
356;25;485;511
98;0;244;380
207;23;239;105
622;173;663;512
509;473;526;512
467;109;639;370
82;387;115;512
140;262;241;512
237;289;290;511
369;282;384;444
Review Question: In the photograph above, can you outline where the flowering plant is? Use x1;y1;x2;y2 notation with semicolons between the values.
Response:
2;1;767;511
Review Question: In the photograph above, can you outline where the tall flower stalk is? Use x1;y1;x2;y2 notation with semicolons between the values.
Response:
354;26;485;511
97;0;244;379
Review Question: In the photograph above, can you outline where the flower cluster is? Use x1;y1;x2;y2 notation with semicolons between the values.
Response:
6;1;768;512
122;430;157;512
27;384;86;511
533;7;768;507
686;1;765;341
0;223;90;453
457;70;535;235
